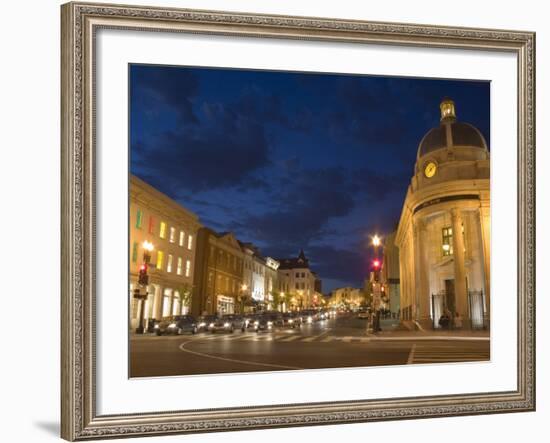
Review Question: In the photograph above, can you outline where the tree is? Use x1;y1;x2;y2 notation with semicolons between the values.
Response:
176;283;194;312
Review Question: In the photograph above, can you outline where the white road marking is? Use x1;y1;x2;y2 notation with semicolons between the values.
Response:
369;336;489;342
301;329;331;342
278;335;301;342
320;335;338;343
178;340;303;370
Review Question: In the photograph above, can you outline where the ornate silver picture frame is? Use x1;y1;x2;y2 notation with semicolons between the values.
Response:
61;2;535;440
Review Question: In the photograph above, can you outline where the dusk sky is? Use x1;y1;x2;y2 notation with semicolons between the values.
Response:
130;64;490;293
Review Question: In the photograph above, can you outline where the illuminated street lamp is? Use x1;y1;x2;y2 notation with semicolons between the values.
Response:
372;234;381;248
238;283;248;314
142;240;154;264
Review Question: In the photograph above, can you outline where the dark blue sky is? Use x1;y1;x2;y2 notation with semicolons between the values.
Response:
130;64;490;292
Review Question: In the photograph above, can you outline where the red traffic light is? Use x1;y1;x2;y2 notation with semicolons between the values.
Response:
372;259;380;269
139;263;147;272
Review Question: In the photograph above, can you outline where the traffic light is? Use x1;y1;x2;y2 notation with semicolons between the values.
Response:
138;263;148;286
372;259;380;282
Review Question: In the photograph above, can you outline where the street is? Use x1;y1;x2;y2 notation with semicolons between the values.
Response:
130;314;490;377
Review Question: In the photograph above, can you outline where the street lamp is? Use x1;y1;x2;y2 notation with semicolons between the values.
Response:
371;234;381;248
135;241;154;334
238;284;248;314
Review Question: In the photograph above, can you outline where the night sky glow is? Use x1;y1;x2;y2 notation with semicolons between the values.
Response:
130;64;490;292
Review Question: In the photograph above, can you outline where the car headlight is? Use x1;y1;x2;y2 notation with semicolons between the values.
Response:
209;323;214;327
224;322;230;327
198;322;206;327
307;316;313;323
169;323;176;328
254;321;259;325
267;321;273;326
154;324;159;329
288;319;294;324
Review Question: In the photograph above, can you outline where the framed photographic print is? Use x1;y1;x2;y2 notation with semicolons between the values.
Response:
61;1;536;440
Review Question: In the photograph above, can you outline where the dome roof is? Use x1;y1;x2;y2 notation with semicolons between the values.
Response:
417;99;488;158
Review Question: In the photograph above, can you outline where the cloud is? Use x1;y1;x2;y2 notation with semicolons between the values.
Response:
307;244;368;286
239;167;356;249
131;99;272;194
130;65;200;124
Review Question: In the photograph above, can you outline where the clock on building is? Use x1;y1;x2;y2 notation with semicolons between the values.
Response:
424;161;437;178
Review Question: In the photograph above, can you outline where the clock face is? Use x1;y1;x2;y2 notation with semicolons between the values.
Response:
424;161;437;178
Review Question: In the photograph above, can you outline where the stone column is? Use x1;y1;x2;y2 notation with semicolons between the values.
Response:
451;208;468;323
167;289;174;316
152;285;163;320
413;218;431;327
478;204;491;321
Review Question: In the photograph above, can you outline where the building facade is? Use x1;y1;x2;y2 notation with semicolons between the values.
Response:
395;99;490;329
277;250;318;309
129;175;201;330
329;287;364;309
192;229;245;316
264;257;280;310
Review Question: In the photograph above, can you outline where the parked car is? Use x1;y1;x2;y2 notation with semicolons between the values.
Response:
282;312;302;328
209;315;236;333
155;315;197;336
196;315;217;332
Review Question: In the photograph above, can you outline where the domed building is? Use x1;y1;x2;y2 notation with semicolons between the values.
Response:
395;99;490;329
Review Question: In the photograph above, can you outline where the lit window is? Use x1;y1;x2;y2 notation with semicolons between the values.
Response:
169;227;176;243
148;216;155;234
167;254;173;273
187;234;193;250
156;250;164;270
136;209;143;229
185;260;191;277
179;230;185;247
177;257;183;275
159;222;167;239
131;242;138;263
442;227;454;256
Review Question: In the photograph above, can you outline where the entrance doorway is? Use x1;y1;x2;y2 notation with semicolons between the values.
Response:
431;279;456;329
444;279;456;313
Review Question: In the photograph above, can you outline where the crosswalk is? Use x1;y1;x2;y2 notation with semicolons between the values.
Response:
178;334;490;365
189;332;372;344
408;342;490;364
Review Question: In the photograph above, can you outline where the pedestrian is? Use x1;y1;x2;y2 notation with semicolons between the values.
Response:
454;312;463;329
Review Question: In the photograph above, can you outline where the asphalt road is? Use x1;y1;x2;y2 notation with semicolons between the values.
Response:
130;315;490;377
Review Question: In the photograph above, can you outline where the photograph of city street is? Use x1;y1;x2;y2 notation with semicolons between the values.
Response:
129;64;490;377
